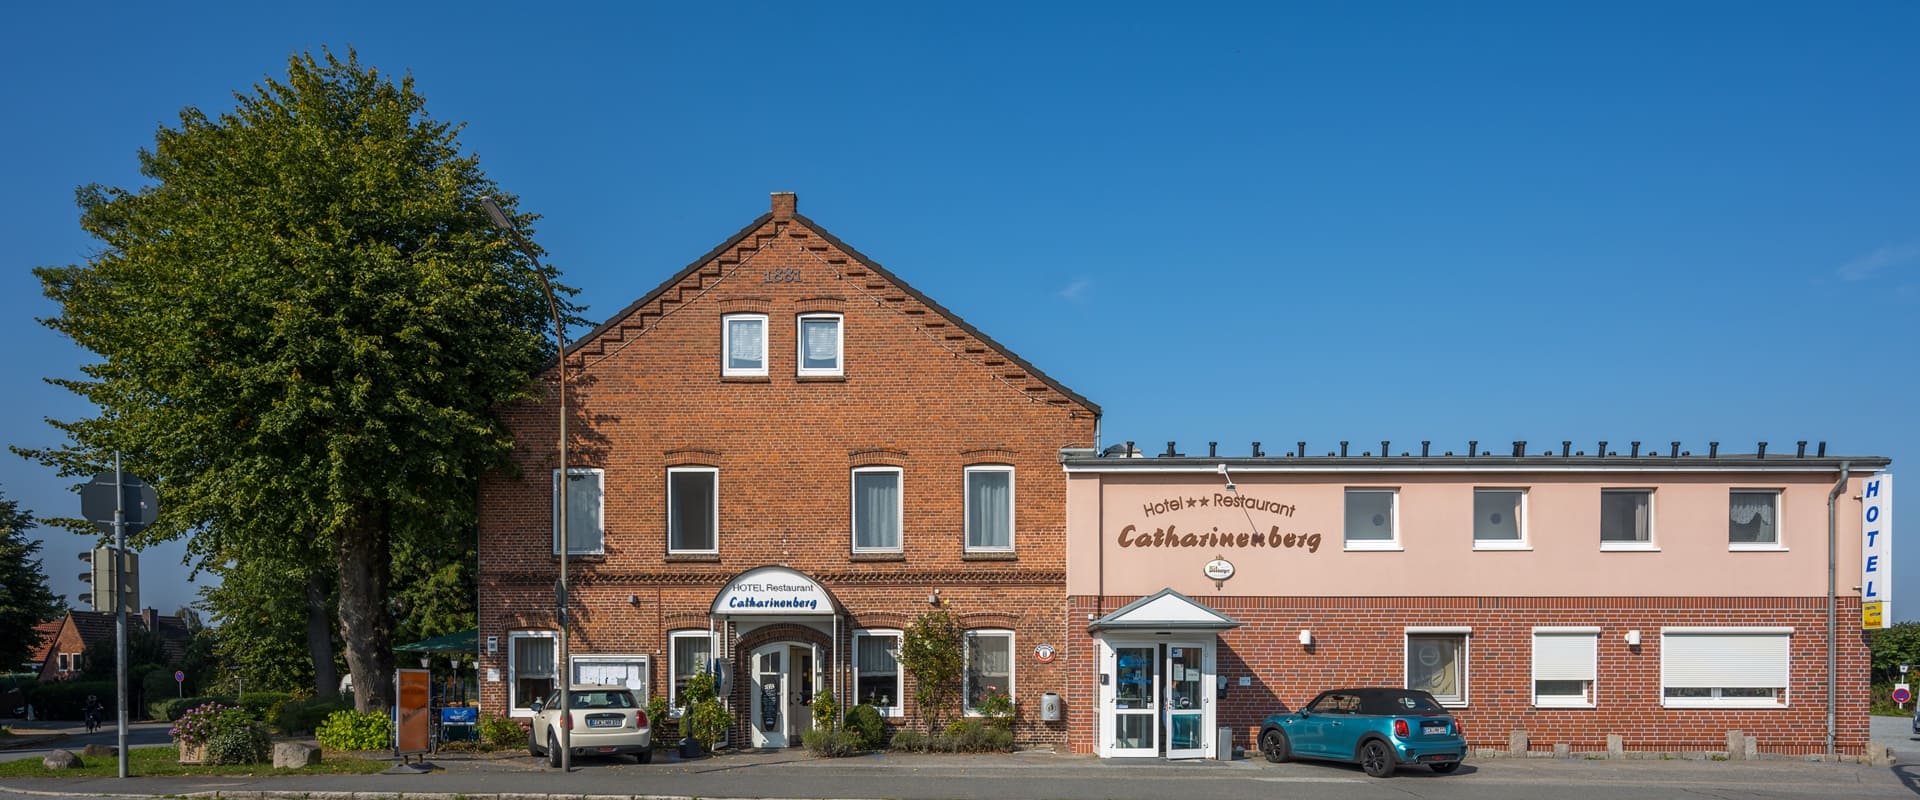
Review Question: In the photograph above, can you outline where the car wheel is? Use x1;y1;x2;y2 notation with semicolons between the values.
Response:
636;749;653;764
1359;740;1393;778
1430;761;1460;774
1261;729;1291;763
547;729;563;768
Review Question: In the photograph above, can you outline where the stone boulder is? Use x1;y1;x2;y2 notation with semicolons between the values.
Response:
81;743;117;757
273;742;322;769
41;749;82;769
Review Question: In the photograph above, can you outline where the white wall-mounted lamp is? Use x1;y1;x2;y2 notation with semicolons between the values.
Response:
1298;630;1313;646
1624;630;1641;646
928;588;942;606
1218;464;1237;492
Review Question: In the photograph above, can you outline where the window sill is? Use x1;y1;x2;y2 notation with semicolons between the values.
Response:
1600;543;1660;552
797;374;846;382
550;553;606;563
666;553;721;563
1473;543;1532;551
1533;702;1595;710
962;551;1018;561
1729;544;1788;552
720;374;771;383
1661;700;1786;710
1344;543;1404;552
850;552;906;562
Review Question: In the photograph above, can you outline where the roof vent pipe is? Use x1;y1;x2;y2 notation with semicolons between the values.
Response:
1797;441;1808;458
1421;441;1431;457
1252;441;1263;457
1513;441;1527;457
1757;441;1768;459
1818;441;1827;457
1631;441;1641;458
1599;441;1609;459
1562;441;1572;457
1340;441;1349;457
1297;442;1307;458
1468;440;1478;457
1710;442;1719;458
1381;441;1390;458
1208;442;1217;457
1671;441;1681;458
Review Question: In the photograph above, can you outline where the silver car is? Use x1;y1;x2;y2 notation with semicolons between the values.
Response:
528;685;653;765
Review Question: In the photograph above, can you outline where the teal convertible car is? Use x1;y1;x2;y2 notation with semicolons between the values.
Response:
1258;688;1466;777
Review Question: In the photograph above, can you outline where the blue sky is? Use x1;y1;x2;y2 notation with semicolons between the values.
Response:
2;2;1915;620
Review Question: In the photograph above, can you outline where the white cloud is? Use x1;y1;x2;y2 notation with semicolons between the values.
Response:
1058;278;1090;302
1838;242;1920;281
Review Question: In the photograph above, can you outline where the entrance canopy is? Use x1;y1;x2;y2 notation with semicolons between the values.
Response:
394;628;478;655
1088;588;1240;633
711;565;842;616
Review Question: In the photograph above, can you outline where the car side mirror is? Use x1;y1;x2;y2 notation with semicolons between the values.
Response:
530;701;544;713
1298;710;1310;719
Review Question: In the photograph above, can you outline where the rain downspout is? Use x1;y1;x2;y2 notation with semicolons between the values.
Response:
1827;460;1851;761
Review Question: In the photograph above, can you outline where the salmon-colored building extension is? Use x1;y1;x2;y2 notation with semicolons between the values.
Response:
1061;446;1889;758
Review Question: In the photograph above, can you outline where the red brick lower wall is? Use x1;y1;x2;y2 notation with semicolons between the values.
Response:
479;577;1071;747
1066;595;1869;757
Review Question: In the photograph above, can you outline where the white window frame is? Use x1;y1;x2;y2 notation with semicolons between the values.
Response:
570;654;650;703
552;467;605;555
58;653;71;673
1404;626;1470;708
721;313;769;377
1729;488;1787;551
667;466;720;555
853;629;904;717
964;465;1016;553
667;630;713;712
1599;488;1659;551
796;313;844;377
508;630;558;718
1472;487;1530;551
963;629;1016;716
1530;627;1599;709
1344;488;1402;551
1660;627;1792;709
851;466;904;553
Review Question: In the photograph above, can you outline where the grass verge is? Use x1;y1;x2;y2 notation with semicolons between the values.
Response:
0;745;390;777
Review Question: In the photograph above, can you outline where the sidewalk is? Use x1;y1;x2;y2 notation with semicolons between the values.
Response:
2;746;1915;800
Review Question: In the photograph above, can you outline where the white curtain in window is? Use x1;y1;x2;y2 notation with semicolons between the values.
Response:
854;471;899;549
967;634;1012;708
967;471;1011;548
858;635;898;676
672;635;711;705
515;636;555;678
728;318;764;369
803;318;839;368
563;471;602;553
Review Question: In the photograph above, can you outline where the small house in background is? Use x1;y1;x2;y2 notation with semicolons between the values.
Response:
36;608;192;683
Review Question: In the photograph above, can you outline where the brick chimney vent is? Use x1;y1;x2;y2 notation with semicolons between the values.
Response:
771;192;796;220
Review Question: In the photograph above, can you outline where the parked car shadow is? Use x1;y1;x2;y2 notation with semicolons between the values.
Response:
1891;764;1920;797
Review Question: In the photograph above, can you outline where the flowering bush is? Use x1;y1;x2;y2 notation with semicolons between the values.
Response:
974;686;1015;731
206;719;272;764
169;702;240;746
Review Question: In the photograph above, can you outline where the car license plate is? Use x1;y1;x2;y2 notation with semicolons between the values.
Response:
588;718;620;728
1422;723;1447;735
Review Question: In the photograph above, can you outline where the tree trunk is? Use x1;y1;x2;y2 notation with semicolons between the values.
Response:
336;504;395;712
306;572;340;701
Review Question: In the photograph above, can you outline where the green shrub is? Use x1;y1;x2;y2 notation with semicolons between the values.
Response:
801;726;864;757
888;728;927;752
274;698;352;735
940;718;1012;752
478;714;525;750
206;719;272;764
235;691;293;721
845;704;886;750
810;687;838;732
27;680;117;721
316;708;392;751
140;670;178;711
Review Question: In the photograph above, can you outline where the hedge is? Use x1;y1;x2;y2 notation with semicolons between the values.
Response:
28;681;118;721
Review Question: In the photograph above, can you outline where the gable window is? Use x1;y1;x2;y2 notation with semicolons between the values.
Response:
1473;488;1527;549
1406;629;1468;706
852;467;902;552
1730;490;1783;548
797;313;843;376
1600;489;1654;549
508;631;557;716
668;467;718;553
1532;629;1598;708
854;630;903;716
668;631;712;711
1661;628;1790;708
965;466;1014;552
1344;488;1399;550
58;653;71;673
552;468;604;555
722;313;768;376
964;630;1014;714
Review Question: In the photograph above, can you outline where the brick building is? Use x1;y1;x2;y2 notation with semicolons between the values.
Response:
1061;446;1889;758
476;193;1098;748
35;609;191;683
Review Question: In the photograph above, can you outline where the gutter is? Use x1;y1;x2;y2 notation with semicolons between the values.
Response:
1826;460;1850;761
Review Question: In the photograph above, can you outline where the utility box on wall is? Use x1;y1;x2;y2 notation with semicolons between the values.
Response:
1040;692;1062;721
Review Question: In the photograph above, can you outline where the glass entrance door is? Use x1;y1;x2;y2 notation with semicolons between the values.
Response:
1165;644;1208;759
1111;645;1157;757
750;645;787;748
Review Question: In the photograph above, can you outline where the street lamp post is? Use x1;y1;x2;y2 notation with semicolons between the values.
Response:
480;196;572;772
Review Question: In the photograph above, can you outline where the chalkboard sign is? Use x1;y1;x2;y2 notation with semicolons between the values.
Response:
760;681;779;731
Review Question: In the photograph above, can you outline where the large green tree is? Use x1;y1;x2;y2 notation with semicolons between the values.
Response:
0;487;65;671
23;50;568;710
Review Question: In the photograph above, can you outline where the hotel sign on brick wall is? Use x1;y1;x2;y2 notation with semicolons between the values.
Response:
1863;474;1894;630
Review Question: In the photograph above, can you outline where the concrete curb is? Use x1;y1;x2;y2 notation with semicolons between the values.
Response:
0;789;870;800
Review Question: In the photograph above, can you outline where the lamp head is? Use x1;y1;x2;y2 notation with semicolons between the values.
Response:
479;196;514;233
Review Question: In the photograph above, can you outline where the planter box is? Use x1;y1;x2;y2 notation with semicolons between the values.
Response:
178;741;208;765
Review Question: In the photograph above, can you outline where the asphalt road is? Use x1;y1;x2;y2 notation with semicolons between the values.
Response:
0;722;172;763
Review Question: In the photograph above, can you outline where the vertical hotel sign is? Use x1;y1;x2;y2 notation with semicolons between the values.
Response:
1863;474;1894;629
